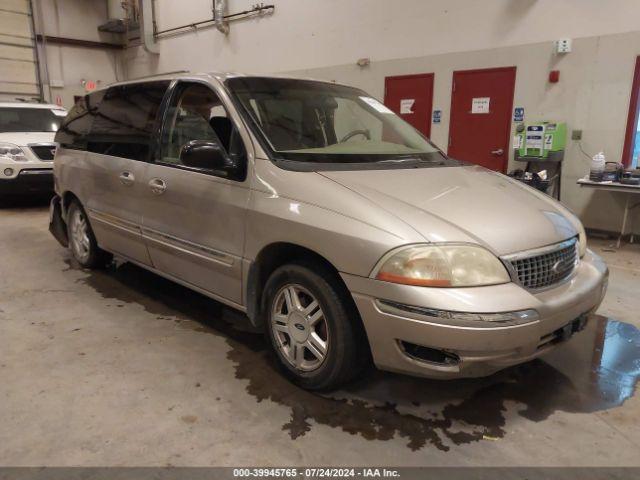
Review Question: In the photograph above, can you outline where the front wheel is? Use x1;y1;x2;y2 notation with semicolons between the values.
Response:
263;262;368;390
67;200;112;269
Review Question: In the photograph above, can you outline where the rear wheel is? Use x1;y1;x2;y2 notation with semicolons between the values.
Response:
67;200;112;268
263;262;368;390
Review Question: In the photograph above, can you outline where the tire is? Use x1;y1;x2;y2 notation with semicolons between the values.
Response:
262;261;368;391
66;200;112;269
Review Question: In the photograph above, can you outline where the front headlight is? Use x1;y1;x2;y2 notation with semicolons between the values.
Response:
577;222;587;258
0;143;27;162
373;244;511;287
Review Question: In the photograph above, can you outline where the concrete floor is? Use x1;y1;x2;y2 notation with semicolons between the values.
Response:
1;199;639;466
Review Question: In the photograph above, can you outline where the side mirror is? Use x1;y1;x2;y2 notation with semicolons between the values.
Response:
179;140;229;171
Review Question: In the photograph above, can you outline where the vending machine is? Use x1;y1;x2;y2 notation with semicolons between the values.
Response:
515;122;567;160
512;122;567;199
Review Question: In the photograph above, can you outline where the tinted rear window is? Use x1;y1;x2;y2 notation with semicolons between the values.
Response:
87;81;169;161
55;93;103;149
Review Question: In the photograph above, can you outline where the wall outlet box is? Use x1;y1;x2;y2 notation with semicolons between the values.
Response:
556;38;572;53
571;129;582;140
50;79;65;88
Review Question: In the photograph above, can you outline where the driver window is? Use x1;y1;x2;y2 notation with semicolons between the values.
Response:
159;83;245;170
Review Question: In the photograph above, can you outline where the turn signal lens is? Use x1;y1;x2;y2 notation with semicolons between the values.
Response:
577;223;587;258
377;300;539;327
374;244;511;288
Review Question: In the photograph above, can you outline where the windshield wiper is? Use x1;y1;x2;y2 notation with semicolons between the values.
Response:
377;155;444;164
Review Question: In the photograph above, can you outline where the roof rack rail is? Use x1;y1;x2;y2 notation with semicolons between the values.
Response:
129;70;190;81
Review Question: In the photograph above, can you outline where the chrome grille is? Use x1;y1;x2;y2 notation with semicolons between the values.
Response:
505;238;578;290
29;144;56;161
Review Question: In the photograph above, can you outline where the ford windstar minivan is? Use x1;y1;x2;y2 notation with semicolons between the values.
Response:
0;102;66;195
49;73;608;390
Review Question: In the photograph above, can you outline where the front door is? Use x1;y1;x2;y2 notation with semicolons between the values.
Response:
448;67;516;172
384;73;434;137
139;81;250;306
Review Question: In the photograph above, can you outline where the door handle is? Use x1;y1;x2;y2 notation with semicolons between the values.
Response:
491;149;505;156
148;178;167;195
119;171;135;186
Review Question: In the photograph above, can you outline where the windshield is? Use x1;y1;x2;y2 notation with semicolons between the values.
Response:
0;107;65;133
226;77;442;163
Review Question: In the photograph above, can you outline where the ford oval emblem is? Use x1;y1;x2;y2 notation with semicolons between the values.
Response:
294;323;305;331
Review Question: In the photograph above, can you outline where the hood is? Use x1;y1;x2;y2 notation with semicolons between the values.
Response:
0;131;57;146
319;165;577;255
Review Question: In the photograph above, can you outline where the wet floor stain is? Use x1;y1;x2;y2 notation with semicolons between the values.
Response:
181;415;198;424
65;257;640;452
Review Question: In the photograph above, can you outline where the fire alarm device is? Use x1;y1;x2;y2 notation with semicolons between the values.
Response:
556;38;572;53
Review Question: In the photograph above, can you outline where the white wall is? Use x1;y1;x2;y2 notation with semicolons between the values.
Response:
125;0;640;77
36;0;124;108
123;0;640;234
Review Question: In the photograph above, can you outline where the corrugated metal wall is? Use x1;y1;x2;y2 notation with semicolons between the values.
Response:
0;0;41;102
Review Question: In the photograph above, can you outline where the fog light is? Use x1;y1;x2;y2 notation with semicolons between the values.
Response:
4;168;14;176
399;341;460;365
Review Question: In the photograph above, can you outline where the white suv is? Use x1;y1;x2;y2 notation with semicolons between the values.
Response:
0;102;67;195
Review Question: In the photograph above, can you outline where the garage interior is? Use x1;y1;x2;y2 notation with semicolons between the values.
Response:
1;0;640;470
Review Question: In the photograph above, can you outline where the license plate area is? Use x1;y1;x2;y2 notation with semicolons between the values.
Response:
538;314;589;350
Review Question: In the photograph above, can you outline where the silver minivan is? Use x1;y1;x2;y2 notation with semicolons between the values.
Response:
49;73;608;390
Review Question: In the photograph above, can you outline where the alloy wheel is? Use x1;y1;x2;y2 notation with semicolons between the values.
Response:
270;283;329;372
70;207;91;263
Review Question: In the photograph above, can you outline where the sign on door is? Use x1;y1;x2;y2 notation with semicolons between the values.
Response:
471;97;490;114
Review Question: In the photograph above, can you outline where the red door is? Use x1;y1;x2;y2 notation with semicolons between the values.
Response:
384;73;434;137
448;67;516;172
622;56;640;167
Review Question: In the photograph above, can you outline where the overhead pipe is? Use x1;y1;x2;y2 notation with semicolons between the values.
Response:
140;0;159;54
214;0;229;35
106;0;128;21
30;0;52;102
152;3;274;38
36;35;125;50
29;0;45;102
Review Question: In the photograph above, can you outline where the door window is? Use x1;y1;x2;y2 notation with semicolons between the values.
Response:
87;81;169;161
158;82;246;178
55;92;104;150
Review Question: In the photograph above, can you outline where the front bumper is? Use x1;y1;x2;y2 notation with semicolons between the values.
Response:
0;168;53;195
342;249;608;379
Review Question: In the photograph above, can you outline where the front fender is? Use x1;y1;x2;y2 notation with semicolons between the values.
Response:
244;191;409;277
